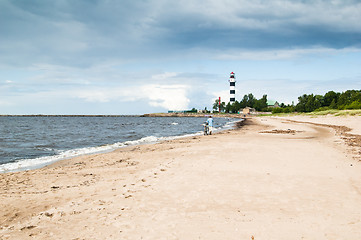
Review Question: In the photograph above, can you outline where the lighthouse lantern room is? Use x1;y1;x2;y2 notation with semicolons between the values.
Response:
229;72;236;103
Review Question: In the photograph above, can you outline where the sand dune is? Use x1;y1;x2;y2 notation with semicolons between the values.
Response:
1;115;361;239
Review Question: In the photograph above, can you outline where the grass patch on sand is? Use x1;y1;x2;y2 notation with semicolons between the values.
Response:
306;109;361;116
257;109;361;117
257;112;301;117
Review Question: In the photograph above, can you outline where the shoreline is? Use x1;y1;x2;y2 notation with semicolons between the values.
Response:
0;113;246;118
0;117;244;174
1;115;361;239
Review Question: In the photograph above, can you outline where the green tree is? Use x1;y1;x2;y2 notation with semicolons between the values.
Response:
225;102;232;113
213;99;226;112
345;101;361;109
247;93;256;108
231;100;241;113
239;93;257;108
324;91;339;107
314;95;324;110
337;90;361;109
329;99;337;109
239;95;248;109
296;94;308;112
254;95;268;111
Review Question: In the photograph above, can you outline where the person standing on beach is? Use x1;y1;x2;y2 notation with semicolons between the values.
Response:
206;116;213;135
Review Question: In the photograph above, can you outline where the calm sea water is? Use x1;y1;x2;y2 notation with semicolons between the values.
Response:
0;116;237;173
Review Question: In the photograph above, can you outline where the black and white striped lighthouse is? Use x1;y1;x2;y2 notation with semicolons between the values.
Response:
229;72;236;103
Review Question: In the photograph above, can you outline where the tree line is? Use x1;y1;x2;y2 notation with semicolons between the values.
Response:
277;90;361;113
213;90;361;114
213;93;268;113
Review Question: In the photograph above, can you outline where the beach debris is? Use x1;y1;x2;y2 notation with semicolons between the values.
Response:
74;161;85;166
130;146;141;151
126;161;139;166
259;129;299;134
44;212;54;217
83;173;93;177
20;225;36;231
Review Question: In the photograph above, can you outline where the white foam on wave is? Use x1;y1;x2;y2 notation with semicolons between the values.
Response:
0;118;241;173
221;119;240;130
0;135;162;173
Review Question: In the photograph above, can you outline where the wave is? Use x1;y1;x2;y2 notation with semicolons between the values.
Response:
0;118;240;173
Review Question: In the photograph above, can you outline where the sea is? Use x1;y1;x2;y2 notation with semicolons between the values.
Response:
0;116;238;173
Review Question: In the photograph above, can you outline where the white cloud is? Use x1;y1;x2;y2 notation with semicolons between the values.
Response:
76;89;114;103
75;87;140;103
155;0;361;32
151;72;178;80
141;84;190;110
216;47;361;61
0;100;12;106
210;90;229;104
74;83;191;111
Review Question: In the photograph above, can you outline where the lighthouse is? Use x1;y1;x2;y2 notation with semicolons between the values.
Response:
229;72;236;103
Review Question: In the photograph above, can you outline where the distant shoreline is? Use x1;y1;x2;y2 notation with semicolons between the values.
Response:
0;113;246;118
140;113;246;118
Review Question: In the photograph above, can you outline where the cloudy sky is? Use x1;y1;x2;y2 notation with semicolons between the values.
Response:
1;0;360;114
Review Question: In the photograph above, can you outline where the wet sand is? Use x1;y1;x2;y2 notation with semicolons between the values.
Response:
1;115;361;239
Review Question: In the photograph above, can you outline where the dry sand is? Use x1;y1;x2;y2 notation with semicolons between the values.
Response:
1;115;361;239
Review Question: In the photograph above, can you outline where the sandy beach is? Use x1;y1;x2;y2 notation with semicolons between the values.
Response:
1;115;361;239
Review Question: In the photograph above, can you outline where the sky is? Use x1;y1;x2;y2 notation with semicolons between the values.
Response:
1;0;361;115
